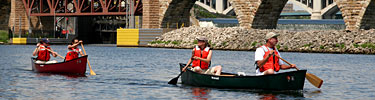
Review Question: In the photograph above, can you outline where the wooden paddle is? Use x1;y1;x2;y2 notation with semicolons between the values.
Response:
45;48;65;59
168;71;184;85
81;43;96;75
168;51;195;85
275;55;323;88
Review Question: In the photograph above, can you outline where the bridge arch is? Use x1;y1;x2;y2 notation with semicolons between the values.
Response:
230;0;289;29
335;0;375;30
159;0;196;28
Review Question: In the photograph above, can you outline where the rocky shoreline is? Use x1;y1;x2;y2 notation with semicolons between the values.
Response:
148;26;375;54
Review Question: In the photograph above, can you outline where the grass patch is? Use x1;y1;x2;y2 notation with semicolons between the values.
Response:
222;42;227;46
193;40;198;44
334;43;345;49
360;43;375;49
276;45;281;49
150;40;163;44
303;43;312;47
0;30;9;43
251;41;258;46
320;45;325;49
353;43;359;48
171;40;181;45
149;40;172;44
211;43;216;47
283;46;288;50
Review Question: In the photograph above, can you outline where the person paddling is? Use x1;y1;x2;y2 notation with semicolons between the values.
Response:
254;32;296;75
32;38;58;64
182;36;222;75
65;38;84;61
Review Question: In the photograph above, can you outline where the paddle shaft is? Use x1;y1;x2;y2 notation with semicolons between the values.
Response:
81;43;96;75
45;48;65;59
275;55;299;70
275;55;323;88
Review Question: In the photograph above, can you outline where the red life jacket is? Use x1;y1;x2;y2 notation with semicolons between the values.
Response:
36;45;51;61
259;45;280;72
192;46;210;69
65;47;80;61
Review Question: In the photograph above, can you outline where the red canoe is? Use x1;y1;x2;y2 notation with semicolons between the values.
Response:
31;55;88;75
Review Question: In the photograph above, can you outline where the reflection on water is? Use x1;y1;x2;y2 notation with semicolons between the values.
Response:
1;45;375;99
259;94;277;100
255;90;304;100
191;87;211;100
217;89;305;100
35;73;87;79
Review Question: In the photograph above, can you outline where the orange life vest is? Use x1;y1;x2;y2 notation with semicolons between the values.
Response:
259;45;280;72
192;46;210;69
36;45;51;61
65;47;80;61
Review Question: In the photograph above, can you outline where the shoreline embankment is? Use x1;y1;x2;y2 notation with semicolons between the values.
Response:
148;26;375;54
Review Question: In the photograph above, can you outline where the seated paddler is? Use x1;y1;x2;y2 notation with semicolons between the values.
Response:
32;38;58;64
255;32;296;75
65;38;84;61
182;36;222;75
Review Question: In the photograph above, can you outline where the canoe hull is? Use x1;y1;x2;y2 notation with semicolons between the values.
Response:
179;63;306;90
31;56;88;75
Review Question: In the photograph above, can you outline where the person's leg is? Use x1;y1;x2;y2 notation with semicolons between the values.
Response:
263;69;275;75
193;67;202;73
213;65;222;75
35;60;46;64
46;60;57;64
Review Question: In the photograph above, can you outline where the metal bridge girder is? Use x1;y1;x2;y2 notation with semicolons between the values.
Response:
22;0;143;16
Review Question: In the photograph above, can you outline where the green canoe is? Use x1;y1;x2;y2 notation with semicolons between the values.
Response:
179;63;306;90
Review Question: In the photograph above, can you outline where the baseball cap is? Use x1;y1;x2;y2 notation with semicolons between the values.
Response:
265;32;279;40
41;38;50;44
196;36;208;41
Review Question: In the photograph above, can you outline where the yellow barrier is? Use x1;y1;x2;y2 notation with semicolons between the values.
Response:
12;38;27;45
117;29;139;46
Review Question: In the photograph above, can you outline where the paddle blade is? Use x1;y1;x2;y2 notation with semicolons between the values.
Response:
90;70;96;75
168;77;179;85
306;73;323;88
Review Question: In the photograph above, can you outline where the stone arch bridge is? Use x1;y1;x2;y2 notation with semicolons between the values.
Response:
144;0;375;31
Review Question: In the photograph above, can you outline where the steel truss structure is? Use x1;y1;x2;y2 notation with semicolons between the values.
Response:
22;0;142;16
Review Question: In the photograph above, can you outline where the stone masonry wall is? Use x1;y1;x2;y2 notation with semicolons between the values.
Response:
230;0;288;29
149;26;375;54
142;0;161;28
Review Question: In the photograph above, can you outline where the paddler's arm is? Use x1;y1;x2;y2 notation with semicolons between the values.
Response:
68;40;82;49
79;50;84;56
182;50;195;72
275;54;297;69
33;43;40;56
280;64;296;69
79;41;85;56
49;48;57;57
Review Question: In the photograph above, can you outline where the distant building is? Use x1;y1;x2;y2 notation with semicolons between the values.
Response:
282;3;294;13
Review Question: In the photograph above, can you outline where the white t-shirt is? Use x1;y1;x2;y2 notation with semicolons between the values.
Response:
254;46;284;65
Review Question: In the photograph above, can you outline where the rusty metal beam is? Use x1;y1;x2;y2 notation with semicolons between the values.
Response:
23;0;142;16
30;12;141;16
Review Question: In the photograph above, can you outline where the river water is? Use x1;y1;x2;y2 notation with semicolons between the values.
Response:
0;45;374;99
